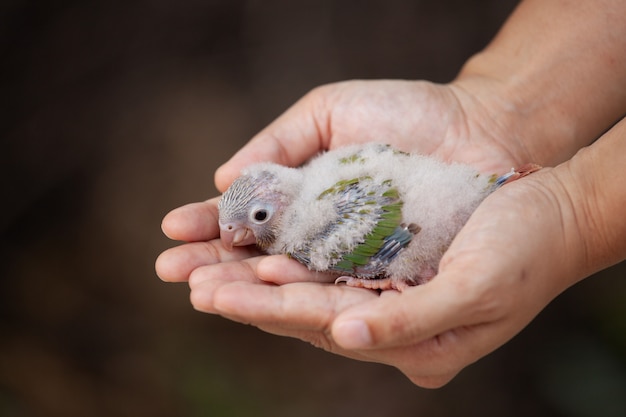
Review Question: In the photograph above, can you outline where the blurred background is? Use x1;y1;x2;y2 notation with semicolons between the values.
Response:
1;1;625;416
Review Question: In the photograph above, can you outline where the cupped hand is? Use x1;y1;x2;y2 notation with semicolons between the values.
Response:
157;166;583;387
213;79;533;192
155;78;563;387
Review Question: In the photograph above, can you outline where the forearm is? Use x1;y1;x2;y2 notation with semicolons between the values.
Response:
454;0;626;166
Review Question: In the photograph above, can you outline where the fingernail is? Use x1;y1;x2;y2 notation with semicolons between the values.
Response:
334;319;372;349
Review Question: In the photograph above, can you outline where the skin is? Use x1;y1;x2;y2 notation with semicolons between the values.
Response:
156;0;626;388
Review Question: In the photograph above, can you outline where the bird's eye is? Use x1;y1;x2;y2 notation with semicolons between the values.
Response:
250;206;272;224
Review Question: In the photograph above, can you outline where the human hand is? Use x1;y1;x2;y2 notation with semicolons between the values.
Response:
155;78;572;386
157;165;587;387
213;79;535;193
157;77;540;288
157;78;536;304
157;0;626;385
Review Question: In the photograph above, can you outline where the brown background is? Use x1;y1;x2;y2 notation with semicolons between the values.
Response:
2;1;625;416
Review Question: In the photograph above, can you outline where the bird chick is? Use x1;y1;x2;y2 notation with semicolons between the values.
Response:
218;144;539;291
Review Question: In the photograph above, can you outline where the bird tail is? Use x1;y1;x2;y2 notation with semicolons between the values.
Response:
494;163;542;187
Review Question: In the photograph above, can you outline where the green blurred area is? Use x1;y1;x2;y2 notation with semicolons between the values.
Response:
1;1;625;416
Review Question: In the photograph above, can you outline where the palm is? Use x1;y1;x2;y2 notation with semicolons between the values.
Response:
214;80;529;192
314;80;523;172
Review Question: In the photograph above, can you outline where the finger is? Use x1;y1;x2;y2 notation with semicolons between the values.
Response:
161;198;220;242
371;313;529;388
253;321;373;363
328;289;501;388
214;89;330;191
215;282;379;362
256;255;337;284
365;327;470;388
331;272;478;351
156;240;261;282
161;197;220;242
161;199;219;242
212;281;377;332
189;256;266;314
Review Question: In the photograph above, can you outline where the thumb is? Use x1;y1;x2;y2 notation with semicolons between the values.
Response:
214;88;331;192
331;277;470;350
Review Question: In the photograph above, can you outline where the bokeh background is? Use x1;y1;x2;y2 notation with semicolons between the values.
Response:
2;1;625;416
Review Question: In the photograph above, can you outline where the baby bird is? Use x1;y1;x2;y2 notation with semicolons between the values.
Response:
218;144;539;291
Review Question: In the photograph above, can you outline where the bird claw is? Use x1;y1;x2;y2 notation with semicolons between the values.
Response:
334;276;410;292
497;163;542;186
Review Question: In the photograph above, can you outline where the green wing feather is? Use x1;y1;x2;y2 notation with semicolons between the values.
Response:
289;176;413;279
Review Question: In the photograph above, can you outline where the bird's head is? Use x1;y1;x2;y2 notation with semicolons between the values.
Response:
218;166;296;251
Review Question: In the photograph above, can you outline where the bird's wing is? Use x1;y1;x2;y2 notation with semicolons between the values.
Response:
289;176;417;279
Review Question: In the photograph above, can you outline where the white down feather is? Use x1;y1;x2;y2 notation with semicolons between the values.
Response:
252;143;495;283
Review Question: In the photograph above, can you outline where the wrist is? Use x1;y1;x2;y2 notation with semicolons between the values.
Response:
538;117;626;289
451;0;626;168
447;72;540;167
556;118;626;279
451;58;590;169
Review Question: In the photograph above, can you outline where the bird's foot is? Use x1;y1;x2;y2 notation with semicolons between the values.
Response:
497;163;542;186
334;276;410;292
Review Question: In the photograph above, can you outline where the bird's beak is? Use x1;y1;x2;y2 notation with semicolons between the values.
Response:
219;225;257;251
